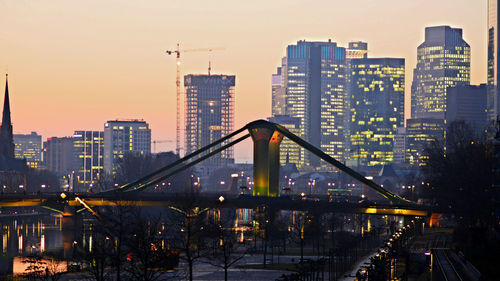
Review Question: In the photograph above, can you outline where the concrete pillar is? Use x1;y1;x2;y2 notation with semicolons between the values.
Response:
268;131;283;197
247;121;284;197
62;207;82;260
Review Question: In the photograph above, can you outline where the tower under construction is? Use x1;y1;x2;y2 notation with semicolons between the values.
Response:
184;74;235;167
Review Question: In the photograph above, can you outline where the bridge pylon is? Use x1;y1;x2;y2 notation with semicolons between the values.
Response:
247;120;284;197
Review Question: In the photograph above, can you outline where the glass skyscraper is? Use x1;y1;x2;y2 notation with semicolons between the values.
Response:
184;74;235;167
411;26;470;119
488;0;500;121
348;58;405;167
272;58;287;117
282;40;346;168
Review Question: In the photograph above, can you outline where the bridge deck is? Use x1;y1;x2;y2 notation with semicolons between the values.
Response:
0;193;429;216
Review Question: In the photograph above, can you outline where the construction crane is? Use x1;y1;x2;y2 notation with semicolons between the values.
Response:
165;44;224;157
152;140;174;153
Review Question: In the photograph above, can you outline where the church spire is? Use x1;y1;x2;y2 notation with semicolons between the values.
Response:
2;74;11;126
0;74;14;159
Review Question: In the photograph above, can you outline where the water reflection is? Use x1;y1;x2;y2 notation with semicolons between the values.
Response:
0;214;62;257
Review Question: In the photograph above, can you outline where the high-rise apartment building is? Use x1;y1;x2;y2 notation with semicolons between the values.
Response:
103;120;151;173
348;58;405;167
43;137;73;176
488;0;500;121
411;26;470;119
73;131;104;185
268;115;301;167
279;40;346;167
184;74;235;167
14;132;42;168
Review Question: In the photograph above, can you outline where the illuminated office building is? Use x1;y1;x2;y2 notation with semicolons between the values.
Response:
184;74;235;167
411;26;470;119
488;0;500;121
393;127;407;164
104;120;151;173
73;131;104;185
346;42;368;60
267;115;301;167
348;58;405;167
14;132;41;168
405;118;444;166
345;42;369;149
280;40;346;167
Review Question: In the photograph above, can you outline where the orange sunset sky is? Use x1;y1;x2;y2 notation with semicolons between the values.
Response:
0;0;488;162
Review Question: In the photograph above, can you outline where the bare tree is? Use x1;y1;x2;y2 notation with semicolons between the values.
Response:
77;203;137;281
96;203;137;281
168;190;209;281
114;153;155;186
201;209;248;281
124;213;179;281
77;229;113;281
422;120;494;227
25;169;60;193
289;211;307;263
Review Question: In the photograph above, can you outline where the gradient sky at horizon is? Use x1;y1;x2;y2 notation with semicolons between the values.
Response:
0;0;488;162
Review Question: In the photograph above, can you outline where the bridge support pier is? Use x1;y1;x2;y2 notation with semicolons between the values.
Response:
248;121;283;197
62;206;83;260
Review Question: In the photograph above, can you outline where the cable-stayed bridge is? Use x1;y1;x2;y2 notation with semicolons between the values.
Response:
0;120;429;217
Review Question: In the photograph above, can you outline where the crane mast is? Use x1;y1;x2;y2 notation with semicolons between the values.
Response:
175;43;181;157
166;44;224;157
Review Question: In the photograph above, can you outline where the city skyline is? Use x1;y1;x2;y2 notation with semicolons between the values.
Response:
0;0;488;162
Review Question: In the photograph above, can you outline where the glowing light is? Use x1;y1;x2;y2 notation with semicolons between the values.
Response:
60;193;67;199
40;235;45;253
18;236;22;253
218;196;225;203
2;234;7;253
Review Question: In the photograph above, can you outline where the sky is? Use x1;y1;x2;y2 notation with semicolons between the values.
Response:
0;0;488;162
